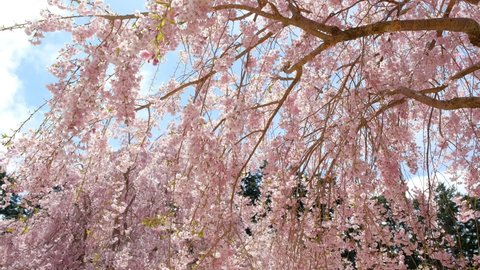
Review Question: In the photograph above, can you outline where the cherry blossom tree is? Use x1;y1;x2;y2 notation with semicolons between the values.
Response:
1;0;480;268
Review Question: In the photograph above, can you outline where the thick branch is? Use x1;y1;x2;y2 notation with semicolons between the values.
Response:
392;87;480;110
337;18;480;46
287;18;480;72
216;4;480;46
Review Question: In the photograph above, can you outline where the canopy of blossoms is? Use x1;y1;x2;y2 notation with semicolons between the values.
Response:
1;0;479;269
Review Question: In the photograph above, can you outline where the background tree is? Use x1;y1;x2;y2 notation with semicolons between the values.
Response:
0;0;479;269
0;171;25;220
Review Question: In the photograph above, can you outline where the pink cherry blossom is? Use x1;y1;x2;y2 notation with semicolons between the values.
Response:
1;0;479;269
139;49;152;61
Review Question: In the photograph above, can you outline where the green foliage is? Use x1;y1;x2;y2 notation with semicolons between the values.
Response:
0;171;24;220
239;171;262;206
436;183;459;235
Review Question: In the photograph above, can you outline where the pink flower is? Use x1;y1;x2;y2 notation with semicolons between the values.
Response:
139;50;152;61
139;50;159;65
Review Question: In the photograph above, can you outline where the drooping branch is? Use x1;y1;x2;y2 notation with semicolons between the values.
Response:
229;67;303;211
159;31;274;101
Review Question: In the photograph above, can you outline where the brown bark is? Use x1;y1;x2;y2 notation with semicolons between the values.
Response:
391;87;480;110
336;18;480;46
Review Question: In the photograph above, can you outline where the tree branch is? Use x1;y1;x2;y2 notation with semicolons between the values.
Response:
213;4;337;39
337;18;480;46
391;87;480;110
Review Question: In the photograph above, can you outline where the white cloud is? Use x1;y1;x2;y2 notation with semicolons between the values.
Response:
0;1;49;140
